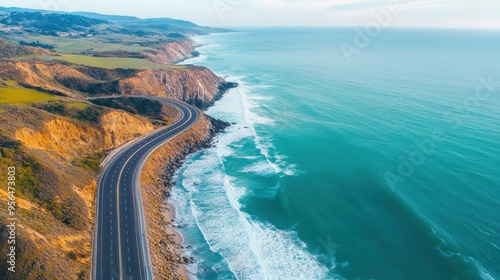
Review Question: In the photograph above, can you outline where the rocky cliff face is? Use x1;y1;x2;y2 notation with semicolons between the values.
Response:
0;102;164;280
13;110;154;162
119;66;237;108
0;60;237;108
0;60;89;98
143;39;199;65
0;36;235;279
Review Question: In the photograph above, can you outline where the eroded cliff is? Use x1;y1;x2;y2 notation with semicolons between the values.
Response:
0;33;235;279
144;39;199;65
0;60;236;108
0;100;176;279
119;66;236;108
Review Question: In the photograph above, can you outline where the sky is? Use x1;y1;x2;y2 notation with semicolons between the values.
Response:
1;0;499;29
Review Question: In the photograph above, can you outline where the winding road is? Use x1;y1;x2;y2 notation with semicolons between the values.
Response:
91;96;200;280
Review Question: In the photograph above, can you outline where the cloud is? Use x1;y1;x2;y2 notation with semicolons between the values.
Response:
327;0;382;12
0;0;498;28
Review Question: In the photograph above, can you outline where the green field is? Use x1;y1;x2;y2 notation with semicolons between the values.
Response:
32;54;185;69
9;34;156;54
67;102;90;110
0;87;58;104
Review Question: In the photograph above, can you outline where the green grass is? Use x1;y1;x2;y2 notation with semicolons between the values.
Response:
33;54;186;69
67;102;90;110
9;34;155;54
0;87;58;105
73;151;104;172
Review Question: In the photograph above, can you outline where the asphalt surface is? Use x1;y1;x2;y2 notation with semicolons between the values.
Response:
92;97;200;280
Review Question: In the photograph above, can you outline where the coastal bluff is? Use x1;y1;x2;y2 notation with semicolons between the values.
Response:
0;60;237;107
0;35;234;279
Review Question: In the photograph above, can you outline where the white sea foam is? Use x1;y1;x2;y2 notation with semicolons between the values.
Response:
239;161;276;175
463;256;496;280
181;162;329;279
170;74;329;279
180;54;208;64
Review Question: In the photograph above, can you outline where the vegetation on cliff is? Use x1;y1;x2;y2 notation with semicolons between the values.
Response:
0;38;32;57
0;97;181;279
0;7;236;279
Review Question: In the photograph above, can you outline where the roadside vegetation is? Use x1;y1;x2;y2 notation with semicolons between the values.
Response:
0;8;223;279
73;151;104;172
90;97;178;126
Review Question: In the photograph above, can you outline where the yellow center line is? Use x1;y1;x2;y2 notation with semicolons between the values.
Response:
115;104;193;279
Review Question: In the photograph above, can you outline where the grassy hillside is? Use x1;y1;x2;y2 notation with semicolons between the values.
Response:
33;54;185;69
0;8;232;279
0;97;179;279
0;87;58;104
6;34;156;54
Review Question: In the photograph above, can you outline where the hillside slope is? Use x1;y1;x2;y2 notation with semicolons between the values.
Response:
0;60;236;107
0;101;174;279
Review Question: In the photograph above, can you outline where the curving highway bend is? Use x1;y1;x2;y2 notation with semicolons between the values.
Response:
92;96;200;280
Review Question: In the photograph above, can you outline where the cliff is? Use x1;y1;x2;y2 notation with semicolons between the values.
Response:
118;66;237;108
0;60;90;98
0;60;237;108
0;100;177;279
0;30;235;279
144;39;199;65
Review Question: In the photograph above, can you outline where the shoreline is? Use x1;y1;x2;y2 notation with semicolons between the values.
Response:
163;35;226;279
138;110;230;279
165;201;189;279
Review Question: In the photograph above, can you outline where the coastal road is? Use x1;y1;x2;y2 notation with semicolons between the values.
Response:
91;96;200;280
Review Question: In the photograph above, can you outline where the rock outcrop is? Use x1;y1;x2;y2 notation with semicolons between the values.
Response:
0;60;89;97
144;39;199;65
119;66;237;108
0;101;172;280
8;106;154;162
0;60;237;108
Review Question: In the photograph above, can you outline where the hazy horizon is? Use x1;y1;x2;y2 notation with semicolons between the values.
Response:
0;0;499;29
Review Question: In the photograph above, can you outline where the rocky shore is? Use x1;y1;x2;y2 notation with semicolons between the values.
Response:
139;115;230;279
0;30;233;279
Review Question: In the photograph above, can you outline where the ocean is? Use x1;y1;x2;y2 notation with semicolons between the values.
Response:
172;28;500;280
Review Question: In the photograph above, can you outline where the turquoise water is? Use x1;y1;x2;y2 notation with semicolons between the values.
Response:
172;28;500;280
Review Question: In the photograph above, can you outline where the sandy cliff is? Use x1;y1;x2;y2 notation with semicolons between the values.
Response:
119;66;237;108
144;39;199;65
0;60;236;108
0;60;89;98
0;35;234;279
0;101;172;279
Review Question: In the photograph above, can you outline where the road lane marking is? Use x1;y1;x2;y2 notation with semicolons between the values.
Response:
98;99;197;280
